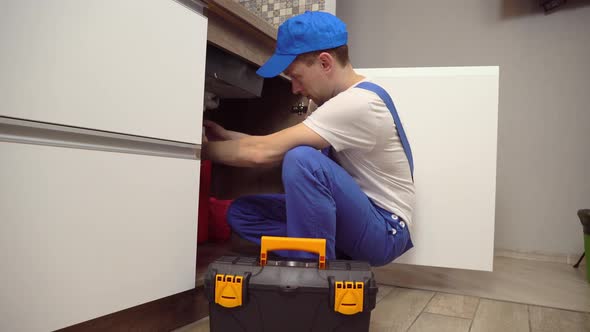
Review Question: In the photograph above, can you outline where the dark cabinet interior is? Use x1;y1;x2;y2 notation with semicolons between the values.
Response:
196;1;307;285
205;71;306;199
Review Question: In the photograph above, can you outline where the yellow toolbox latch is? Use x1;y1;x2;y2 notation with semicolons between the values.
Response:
334;281;364;315
214;274;243;308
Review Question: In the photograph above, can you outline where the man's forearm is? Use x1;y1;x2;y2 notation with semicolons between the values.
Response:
202;136;277;167
201;140;243;166
202;123;321;167
224;130;250;140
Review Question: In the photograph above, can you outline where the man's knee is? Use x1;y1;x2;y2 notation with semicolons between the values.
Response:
283;146;317;164
282;146;318;182
226;197;248;229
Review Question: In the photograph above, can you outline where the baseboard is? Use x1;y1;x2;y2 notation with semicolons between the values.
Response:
55;287;209;332
494;248;585;266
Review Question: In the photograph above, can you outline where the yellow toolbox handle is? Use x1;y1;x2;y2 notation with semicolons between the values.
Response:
260;236;326;269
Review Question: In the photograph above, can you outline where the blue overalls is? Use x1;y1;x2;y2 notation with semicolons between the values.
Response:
227;82;414;266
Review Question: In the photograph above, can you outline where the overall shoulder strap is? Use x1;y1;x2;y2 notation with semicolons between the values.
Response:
356;81;414;179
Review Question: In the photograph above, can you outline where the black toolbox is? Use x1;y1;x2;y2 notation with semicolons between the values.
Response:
204;236;378;332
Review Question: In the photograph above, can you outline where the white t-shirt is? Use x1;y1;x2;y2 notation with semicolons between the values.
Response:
302;79;415;227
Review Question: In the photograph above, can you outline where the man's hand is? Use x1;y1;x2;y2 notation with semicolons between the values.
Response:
203;120;250;141
203;120;228;141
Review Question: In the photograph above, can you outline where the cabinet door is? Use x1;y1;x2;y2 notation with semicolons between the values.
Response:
0;142;199;332
0;0;207;143
356;67;499;271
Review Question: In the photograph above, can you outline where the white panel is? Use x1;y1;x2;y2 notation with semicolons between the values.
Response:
0;0;207;143
0;142;199;331
356;66;499;271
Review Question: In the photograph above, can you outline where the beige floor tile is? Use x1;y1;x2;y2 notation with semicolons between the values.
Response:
423;292;480;319
470;299;529;332
173;317;210;332
369;321;393;332
377;284;397;303
371;287;435;332
529;306;590;332
407;313;471;332
374;256;590;312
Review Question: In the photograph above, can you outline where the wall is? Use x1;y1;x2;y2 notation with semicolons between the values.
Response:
337;0;590;258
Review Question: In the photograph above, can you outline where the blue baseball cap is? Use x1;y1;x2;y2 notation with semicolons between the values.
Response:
256;11;348;78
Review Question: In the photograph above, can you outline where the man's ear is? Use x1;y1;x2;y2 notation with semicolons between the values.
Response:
318;52;334;73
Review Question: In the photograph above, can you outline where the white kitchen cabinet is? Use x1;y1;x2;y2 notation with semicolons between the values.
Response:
0;0;207;331
0;0;207;143
0;142;200;332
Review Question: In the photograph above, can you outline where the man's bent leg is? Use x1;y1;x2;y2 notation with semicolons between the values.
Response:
282;146;411;265
226;194;287;245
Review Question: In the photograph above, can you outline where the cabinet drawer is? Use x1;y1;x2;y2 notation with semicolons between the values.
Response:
0;141;200;331
0;0;207;143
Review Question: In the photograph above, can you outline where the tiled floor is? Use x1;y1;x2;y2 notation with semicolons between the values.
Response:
175;285;590;331
187;242;590;331
373;257;590;313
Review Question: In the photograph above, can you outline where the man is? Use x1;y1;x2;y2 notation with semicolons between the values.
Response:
202;11;414;266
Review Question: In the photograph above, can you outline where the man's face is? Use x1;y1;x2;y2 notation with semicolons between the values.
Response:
285;57;329;106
